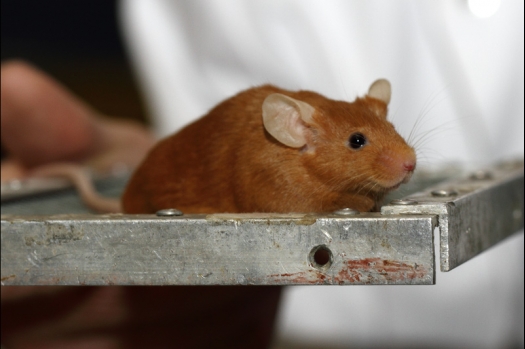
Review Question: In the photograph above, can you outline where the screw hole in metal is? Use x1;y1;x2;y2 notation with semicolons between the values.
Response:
309;245;333;270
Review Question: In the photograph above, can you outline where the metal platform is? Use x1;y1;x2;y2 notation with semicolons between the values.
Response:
1;160;523;286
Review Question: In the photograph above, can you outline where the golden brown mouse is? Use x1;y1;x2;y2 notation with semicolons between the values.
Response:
122;79;416;214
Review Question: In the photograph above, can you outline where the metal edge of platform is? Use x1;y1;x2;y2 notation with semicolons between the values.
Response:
382;160;524;271
1;213;436;286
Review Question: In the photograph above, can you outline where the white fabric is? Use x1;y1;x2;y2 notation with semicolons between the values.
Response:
119;1;524;347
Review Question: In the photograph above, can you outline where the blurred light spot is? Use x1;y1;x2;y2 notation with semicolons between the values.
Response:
467;0;501;18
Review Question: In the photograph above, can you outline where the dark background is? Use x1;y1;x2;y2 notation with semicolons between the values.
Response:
1;0;148;124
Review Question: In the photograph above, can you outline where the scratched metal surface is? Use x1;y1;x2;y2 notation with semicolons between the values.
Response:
0;213;436;286
382;159;524;272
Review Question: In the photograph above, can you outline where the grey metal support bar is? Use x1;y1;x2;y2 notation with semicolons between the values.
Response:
1;213;436;286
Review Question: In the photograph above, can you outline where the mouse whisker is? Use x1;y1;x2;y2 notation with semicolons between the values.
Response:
411;122;456;149
407;87;450;145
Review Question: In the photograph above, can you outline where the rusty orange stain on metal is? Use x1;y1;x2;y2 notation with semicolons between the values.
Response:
335;258;426;284
268;270;329;285
268;258;426;284
1;274;16;282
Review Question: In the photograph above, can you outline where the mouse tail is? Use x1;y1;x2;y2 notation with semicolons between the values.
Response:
30;163;122;213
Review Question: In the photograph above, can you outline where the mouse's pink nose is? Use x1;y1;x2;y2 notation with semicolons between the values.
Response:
403;161;416;172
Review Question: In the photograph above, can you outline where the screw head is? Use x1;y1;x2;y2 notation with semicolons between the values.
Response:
333;208;360;215
156;208;183;217
389;199;418;205
431;189;458;197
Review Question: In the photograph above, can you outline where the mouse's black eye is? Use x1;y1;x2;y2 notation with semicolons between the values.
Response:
348;133;367;149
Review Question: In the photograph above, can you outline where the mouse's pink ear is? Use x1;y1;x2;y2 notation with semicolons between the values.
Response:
262;93;315;148
367;79;391;105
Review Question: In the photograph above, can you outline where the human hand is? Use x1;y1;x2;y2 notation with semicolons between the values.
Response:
1;60;156;182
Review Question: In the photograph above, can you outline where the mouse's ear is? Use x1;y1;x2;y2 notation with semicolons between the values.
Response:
262;93;315;148
367;79;391;105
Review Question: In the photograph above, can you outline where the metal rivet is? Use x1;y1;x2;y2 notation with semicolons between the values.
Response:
333;208;360;215
156;208;183;216
389;199;418;205
431;189;458;197
470;170;493;180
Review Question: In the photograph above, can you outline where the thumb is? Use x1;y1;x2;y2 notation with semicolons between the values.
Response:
1;60;105;167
